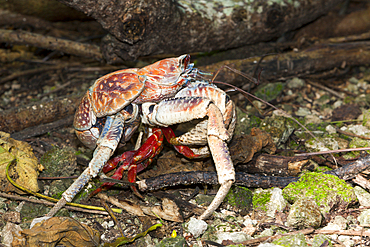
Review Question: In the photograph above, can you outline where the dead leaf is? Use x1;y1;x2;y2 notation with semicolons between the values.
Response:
0;131;43;194
12;217;100;247
142;198;183;222
98;193;183;222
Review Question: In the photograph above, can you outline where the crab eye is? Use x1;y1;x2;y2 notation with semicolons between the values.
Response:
179;54;191;70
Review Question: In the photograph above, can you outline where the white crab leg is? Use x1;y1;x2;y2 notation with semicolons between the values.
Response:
199;104;235;220
46;113;125;217
143;97;235;220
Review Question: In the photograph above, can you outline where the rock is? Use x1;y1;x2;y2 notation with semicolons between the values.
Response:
272;233;308;247
305;115;321;124
253;188;272;213
286;197;322;229
254;82;285;102
325;125;337;135
322;216;347;230
295;107;311;117
312;234;333;247
266;188;287;218
225;185;253;216
156;236;187;247
186;217;207;238
286;78;305;89
358;209;370;226
282;172;357;216
215;232;251;244
354;186;370;206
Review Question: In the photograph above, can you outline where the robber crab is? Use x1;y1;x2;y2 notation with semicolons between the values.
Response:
47;55;236;220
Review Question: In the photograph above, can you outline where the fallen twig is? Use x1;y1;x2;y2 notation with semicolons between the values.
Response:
0;29;103;61
0;63;80;85
0;192;108;215
306;80;345;99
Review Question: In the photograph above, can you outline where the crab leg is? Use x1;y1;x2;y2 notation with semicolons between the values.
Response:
144;97;235;220
46;113;125;217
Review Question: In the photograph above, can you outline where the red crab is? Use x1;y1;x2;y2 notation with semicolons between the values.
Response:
47;55;236;220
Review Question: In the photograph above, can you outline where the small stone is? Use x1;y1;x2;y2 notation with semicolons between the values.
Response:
312;234;332;247
286;197;322;229
358;209;370;226
295;107;311;117
322;216;347;231
354;186;370;207
186;217;207;238
287;77;305;89
266;188;287;218
215;232;251;244
325;125;336;135
258;244;284;247
348;77;359;84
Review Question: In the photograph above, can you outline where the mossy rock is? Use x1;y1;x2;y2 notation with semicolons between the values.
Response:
252;188;272;212
272;232;308;247
282;172;357;215
254;82;285;102
225;186;253;215
156;236;187;247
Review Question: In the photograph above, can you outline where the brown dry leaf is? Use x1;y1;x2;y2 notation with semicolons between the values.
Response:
142;198;183;222
98;193;183;222
12;217;100;247
0;131;43;193
229;127;276;164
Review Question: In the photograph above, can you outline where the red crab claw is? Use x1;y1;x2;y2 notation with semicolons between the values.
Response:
90;128;164;198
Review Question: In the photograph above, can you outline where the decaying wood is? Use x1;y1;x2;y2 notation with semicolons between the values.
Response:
352;174;370;190
201;41;370;89
55;0;342;62
239;154;309;177
10;116;74;140
0;29;103;61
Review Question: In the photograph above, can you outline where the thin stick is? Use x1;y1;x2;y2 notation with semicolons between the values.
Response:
306;80;344;99
0;192;108;215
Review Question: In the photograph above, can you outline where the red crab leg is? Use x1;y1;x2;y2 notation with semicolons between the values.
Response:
90;128;164;197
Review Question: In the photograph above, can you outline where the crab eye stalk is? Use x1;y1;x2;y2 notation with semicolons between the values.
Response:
179;54;191;70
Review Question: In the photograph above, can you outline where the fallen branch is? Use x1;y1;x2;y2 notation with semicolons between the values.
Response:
200;41;370;89
137;155;370;191
0;29;103;61
0;94;81;133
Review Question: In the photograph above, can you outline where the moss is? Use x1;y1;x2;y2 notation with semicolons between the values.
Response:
254;82;285;102
252;189;272;212
282;172;357;214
